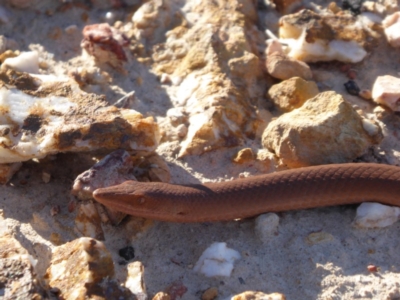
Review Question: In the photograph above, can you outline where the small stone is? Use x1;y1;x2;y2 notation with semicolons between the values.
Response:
372;75;400;111
165;281;188;300
2;51;39;73
359;89;372;100
231;291;286;300
153;292;171;300
194;242;241;277
306;232;334;245
42;171;51;183
233;148;254;164
119;246;135;261
383;12;400;48
176;124;188;138
266;53;312;81
255;213;280;242
262;91;376;167
65;24;78;34
50;205;60;216
353;202;400;228
344;80;361;96
125;261;147;299
46;238;132;300
0;49;17;63
201;287;218;300
0;162;22;184
75;202;105;240
367;264;378;272
268;77;319;112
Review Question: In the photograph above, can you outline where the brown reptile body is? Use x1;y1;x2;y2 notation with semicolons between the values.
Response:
93;163;400;222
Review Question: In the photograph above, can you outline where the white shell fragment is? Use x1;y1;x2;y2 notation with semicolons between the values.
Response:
194;242;241;277
255;213;280;242
2;51;39;73
353;202;400;228
279;9;368;63
371;75;400;111
382;12;400;48
0;74;159;163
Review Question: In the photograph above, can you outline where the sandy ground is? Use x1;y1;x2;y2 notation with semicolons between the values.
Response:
1;0;400;299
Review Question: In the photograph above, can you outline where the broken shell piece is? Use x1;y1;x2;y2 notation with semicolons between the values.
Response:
1;51;39;74
382;12;400;48
372;75;400;111
194;242;241;278
279;9;368;63
353;202;400;228
0;75;159;163
81;23;129;69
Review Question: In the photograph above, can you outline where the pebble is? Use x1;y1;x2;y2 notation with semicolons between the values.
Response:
306;232;334;245
231;291;286;300
268;77;319;112
152;292;171;300
262;91;377;167
382;12;400;48
367;265;378;272
371;75;400;111
359;89;372;100
2;51;39;73
353;202;400;228
65;24;78;34
266;53;313;81
201;287;218;300
255;213;280;242
233;148;254;164
176;124;188;138
344;80;361;96
125;261;147;299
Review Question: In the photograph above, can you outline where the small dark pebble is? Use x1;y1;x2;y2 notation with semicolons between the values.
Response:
344;80;360;96
342;0;364;15
118;246;135;261
49;287;61;295
238;277;246;284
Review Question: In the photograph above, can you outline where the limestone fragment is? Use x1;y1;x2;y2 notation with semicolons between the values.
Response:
0;234;45;299
81;23;129;69
2;51;39;73
75;202;105;240
255;213;280;242
0;162;22;184
194;242;241;277
266;53;312;80
279;9;368;63
372;75;400;111
202;287;218;300
151;0;265;156
306;232;334;245
125;261;147;299
231;291;286;300
233;148;254;164
383;12;400;47
268;77;319;112
262;91;380;168
46;237;133;299
353;202;400;228
0;72;159;164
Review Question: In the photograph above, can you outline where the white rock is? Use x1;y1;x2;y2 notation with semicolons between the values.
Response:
255;213;280;242
125;261;147;299
372;75;400;111
194;242;241;277
2;51;39;74
353;202;400;228
383;12;400;48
